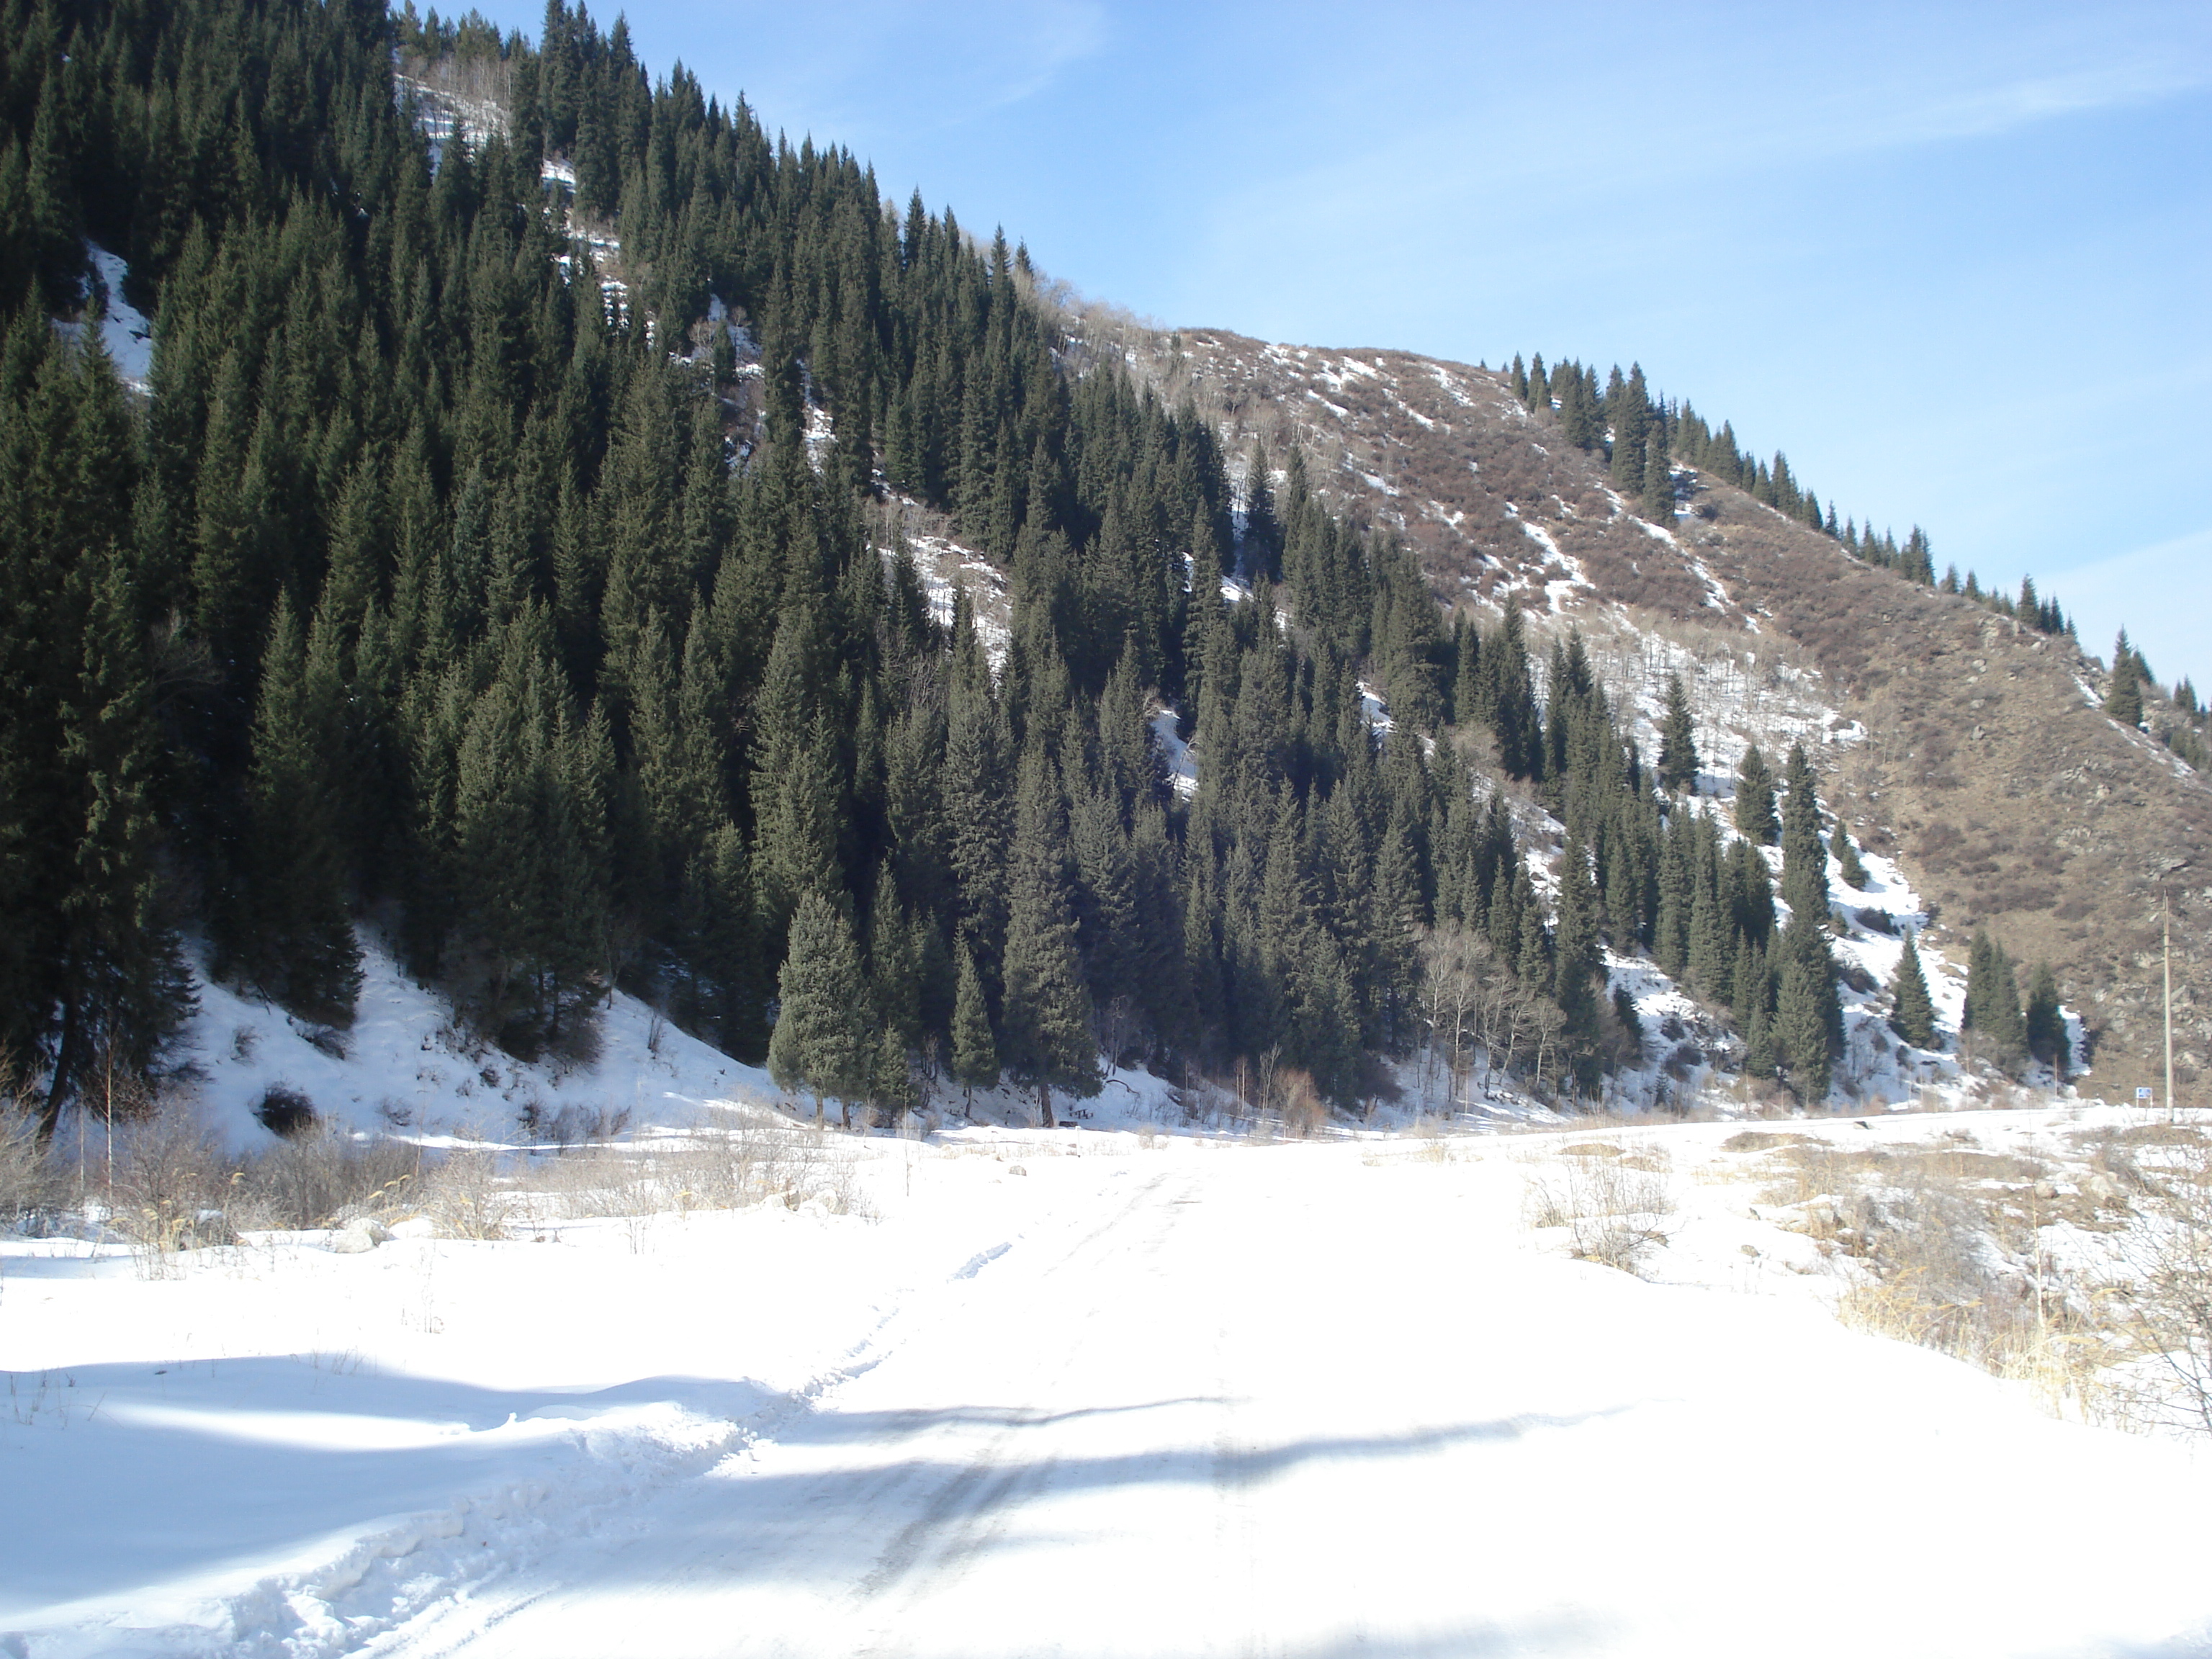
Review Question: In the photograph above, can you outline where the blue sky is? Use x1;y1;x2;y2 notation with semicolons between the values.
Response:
478;1;2211;693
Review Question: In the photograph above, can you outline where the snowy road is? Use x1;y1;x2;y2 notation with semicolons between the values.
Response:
363;1148;2212;1659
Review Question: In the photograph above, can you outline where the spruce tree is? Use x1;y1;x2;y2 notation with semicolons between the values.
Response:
242;593;363;1024
998;742;1098;1125
2024;963;2068;1076
1734;743;1779;844
1741;1002;1777;1081
1640;433;1674;523
1779;742;1829;925
1964;930;2027;1068
1653;812;1692;976
768;889;871;1125
1889;932;1936;1048
45;542;196;1133
1656;674;1699;794
1834;821;1870;890
2105;630;2144;727
948;939;1000;1112
1551;835;1604;1085
1686;821;1730;996
1719;834;1771;948
1774;938;1832;1103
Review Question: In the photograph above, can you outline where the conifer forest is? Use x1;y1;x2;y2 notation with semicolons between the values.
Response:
0;0;2146;1141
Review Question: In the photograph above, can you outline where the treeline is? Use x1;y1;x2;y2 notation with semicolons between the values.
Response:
1505;350;2084;647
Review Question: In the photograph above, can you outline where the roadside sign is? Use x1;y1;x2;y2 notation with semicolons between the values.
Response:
2136;1087;2155;1102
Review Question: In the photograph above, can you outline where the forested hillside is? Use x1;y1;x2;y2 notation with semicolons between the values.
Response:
6;0;2193;1138
1095;323;2212;1097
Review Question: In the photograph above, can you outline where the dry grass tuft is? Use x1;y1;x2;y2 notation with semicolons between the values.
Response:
1520;1144;1676;1273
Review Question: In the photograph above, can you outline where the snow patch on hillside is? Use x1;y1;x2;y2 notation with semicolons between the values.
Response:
51;244;154;391
901;532;1010;672
1149;708;1197;800
1425;362;1476;408
176;940;775;1154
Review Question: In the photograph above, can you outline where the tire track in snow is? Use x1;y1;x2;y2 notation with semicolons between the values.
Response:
842;1169;1195;1653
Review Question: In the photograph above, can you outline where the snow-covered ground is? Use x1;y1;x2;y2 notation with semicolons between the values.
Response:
6;1103;2208;1658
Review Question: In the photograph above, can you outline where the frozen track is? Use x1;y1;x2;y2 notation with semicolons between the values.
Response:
370;1151;2212;1659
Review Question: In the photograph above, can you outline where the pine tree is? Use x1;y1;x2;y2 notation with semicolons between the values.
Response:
1889;932;1936;1048
768;889;871;1125
1720;833;1773;948
1551;834;1603;1087
1742;996;1778;1082
1653;811;1692;975
1734;743;1779;844
1687;820;1730;996
1656;674;1699;794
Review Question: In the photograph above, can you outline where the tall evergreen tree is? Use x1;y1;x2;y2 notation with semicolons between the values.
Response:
1733;743;1779;844
2024;962;2069;1076
1963;929;2027;1067
1779;742;1828;925
1833;820;1870;890
997;741;1098;1125
1889;932;1936;1048
768;889;871;1125
1774;934;1831;1103
1656;674;1699;794
2105;629;2144;727
240;592;362;1024
948;939;1000;1112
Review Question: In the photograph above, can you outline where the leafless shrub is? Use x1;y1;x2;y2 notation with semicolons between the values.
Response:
420;1138;509;1240
1273;1067;1328;1138
230;1125;419;1231
516;1120;875;1227
111;1105;232;1267
2109;1130;2212;1434
0;1058;55;1227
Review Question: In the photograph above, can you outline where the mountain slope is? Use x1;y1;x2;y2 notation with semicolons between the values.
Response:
1100;321;2209;1092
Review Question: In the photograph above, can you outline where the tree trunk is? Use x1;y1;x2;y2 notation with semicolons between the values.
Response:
1038;1082;1056;1128
40;992;83;1143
